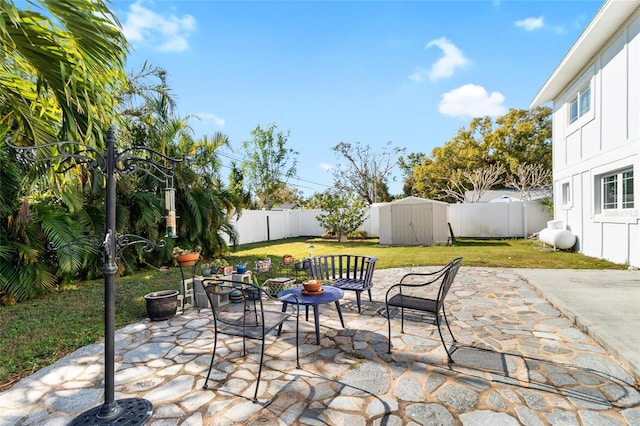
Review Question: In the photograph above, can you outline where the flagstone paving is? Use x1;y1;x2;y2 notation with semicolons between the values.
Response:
1;267;639;425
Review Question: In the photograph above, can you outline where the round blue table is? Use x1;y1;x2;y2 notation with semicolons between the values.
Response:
279;285;345;344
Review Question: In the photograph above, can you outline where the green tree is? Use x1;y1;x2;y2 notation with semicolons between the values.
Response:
241;123;298;210
331;141;405;204
411;107;551;202
315;191;368;242
398;152;428;196
0;0;128;303
228;161;253;209
490;107;552;172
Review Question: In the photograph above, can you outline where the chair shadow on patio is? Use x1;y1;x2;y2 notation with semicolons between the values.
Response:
446;343;640;409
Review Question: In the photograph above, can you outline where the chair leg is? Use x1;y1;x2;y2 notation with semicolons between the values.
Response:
295;307;300;368
387;309;393;354
367;288;373;302
253;337;266;402
355;291;362;313
203;327;218;389
442;308;457;344
435;311;454;364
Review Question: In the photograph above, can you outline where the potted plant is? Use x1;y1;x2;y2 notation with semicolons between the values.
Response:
200;262;213;276
255;254;272;273
210;258;230;275
173;245;201;267
294;258;306;271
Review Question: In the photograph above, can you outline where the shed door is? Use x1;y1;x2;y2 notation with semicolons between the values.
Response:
390;205;413;244
412;204;433;244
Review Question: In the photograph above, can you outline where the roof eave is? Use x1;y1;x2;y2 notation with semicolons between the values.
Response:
531;0;640;107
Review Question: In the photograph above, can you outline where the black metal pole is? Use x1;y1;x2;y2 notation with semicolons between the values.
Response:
98;128;120;419
7;127;171;425
69;128;152;425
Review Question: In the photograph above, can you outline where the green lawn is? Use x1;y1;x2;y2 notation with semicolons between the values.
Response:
0;237;625;389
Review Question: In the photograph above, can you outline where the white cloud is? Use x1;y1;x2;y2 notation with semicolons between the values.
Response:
319;163;333;171
409;66;429;83
515;16;544;31
122;0;196;52
197;113;226;127
424;37;469;81
438;84;506;117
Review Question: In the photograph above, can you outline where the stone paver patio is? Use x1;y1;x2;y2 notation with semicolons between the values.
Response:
1;267;639;425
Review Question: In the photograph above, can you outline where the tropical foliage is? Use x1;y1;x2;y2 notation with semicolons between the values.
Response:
0;2;241;303
0;0;128;303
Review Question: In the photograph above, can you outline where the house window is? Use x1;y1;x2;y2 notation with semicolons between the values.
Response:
623;170;634;209
602;169;634;210
569;82;591;124
561;182;571;206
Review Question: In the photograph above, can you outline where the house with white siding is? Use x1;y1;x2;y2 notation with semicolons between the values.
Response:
531;0;640;268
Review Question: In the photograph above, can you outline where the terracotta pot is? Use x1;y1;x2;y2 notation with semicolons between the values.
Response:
175;253;199;266
302;280;322;293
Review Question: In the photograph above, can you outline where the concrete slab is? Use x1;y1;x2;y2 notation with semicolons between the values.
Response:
515;269;640;380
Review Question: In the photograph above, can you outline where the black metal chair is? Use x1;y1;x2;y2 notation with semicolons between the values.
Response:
309;254;378;313
201;278;300;402
385;257;463;363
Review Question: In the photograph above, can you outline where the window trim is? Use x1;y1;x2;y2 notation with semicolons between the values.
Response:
560;180;572;209
594;167;635;217
565;68;595;135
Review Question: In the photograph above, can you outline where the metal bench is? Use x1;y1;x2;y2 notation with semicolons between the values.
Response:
309;254;378;313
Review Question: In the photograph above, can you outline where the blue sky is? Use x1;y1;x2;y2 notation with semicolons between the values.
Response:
111;0;603;196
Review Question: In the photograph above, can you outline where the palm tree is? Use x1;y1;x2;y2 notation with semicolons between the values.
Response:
119;66;241;264
0;0;127;144
0;0;128;302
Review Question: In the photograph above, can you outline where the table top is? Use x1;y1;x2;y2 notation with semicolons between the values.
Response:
278;285;344;305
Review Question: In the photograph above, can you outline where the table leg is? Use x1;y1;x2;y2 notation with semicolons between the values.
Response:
335;301;345;328
278;302;288;335
313;305;320;344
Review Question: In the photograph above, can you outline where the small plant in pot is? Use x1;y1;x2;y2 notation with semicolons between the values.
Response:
255;254;272;272
200;262;213;276
294;258;306;271
210;258;230;275
173;245;201;266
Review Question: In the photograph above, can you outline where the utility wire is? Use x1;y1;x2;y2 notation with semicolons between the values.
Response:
213;150;332;193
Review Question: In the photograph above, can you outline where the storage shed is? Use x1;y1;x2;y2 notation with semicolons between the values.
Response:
378;197;449;245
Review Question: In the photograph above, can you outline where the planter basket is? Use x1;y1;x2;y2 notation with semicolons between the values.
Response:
144;290;179;321
263;277;295;297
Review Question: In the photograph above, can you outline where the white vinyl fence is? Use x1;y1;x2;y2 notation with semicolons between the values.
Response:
223;200;550;245
448;200;551;239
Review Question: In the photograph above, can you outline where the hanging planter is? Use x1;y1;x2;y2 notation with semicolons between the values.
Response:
144;290;179;321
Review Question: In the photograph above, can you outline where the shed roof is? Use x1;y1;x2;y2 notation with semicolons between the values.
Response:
386;196;448;206
531;0;640;107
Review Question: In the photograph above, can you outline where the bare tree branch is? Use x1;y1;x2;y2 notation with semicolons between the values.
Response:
441;170;469;203
332;141;405;204
505;164;551;200
443;164;505;203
